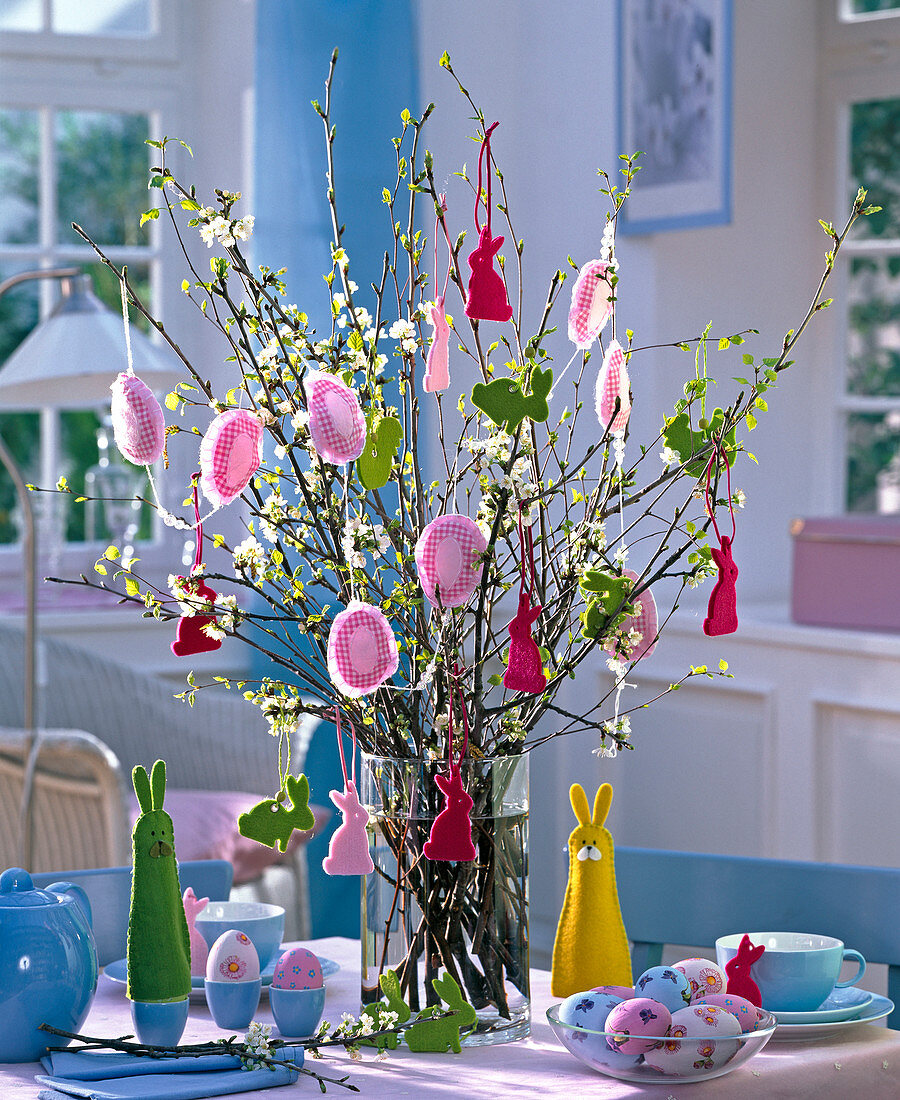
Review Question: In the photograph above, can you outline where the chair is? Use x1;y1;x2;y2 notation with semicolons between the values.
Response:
615;846;900;1029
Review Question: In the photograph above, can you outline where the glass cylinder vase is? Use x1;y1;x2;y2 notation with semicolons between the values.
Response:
360;752;529;1046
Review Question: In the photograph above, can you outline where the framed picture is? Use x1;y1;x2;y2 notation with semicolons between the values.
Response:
616;0;733;234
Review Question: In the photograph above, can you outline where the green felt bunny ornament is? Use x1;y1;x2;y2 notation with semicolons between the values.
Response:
358;413;402;490
403;973;477;1053
126;760;191;1003
471;364;553;434
359;968;411;1050
238;773;315;852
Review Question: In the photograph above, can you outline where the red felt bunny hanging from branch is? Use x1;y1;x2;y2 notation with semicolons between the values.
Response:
171;474;222;657
465;121;512;323
504;507;547;694
424;670;476;862
703;439;739;637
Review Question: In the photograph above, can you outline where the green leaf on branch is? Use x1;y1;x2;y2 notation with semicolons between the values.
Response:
140;209;159;227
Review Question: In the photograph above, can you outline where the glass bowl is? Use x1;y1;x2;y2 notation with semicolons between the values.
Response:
546;1003;778;1084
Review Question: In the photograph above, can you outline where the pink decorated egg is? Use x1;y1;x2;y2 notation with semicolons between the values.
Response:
304;370;366;465
698;994;769;1032
606;997;671;1054
415;514;487;608
672;957;728;1004
110;372;165;465
199;408;263;508
206;928;260;983
272;947;323;991
643;1004;741;1077
326;600;399;697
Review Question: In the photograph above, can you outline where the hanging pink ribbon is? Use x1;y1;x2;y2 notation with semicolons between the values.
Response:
424;670;477;862
503;507;547;694
172;474;222;657
424;194;452;393
702;440;739;637
465;122;512;323
322;706;374;875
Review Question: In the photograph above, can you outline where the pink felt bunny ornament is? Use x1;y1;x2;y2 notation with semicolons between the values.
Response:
425;297;451;392
464;122;512;324
702;442;740;638
725;934;765;1007
503;514;547;694
182;886;210;977
322;710;374;876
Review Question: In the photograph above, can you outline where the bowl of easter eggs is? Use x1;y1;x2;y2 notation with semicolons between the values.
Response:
547;958;777;1084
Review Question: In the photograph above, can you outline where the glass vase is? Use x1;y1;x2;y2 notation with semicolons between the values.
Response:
360;752;529;1046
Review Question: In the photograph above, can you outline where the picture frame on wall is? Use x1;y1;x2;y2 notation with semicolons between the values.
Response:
616;0;733;234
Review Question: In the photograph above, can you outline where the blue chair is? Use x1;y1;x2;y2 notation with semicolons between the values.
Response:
615;847;900;1029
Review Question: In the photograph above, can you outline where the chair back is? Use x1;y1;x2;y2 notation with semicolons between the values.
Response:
616;846;900;1029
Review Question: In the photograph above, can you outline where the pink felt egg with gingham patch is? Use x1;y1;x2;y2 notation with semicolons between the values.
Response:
327;600;399;698
199;408;263;508
415;514;487;608
568;259;614;349
110;372;165;466
304;370;366;465
595;339;631;434
271;947;323;991
605;568;658;660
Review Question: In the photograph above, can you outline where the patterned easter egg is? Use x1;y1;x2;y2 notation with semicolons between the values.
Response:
644;1004;742;1077
272;947;324;991
590;984;634;1000
304;370;366;465
672;957;728;1004
698;994;769;1033
606;997;672;1054
327;600;399;697
415;514;487;608
199;408;263;508
559;990;623;1031
206;929;260;983
634;966;692;1014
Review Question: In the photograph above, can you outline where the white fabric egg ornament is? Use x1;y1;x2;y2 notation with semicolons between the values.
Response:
415;514;488;608
595;339;631;434
110;372;165;466
199;408;263;508
327;600;399;698
304;370;366;465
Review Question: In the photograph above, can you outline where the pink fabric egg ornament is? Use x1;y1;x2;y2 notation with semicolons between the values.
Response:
605;568;658;660
415;514;488;608
109;372;165;466
595;339;631;434
327;600;399;698
304;370;366;465
568;260;614;349
199;408;263;509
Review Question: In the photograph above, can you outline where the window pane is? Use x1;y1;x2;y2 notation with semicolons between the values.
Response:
0;0;42;31
51;0;151;35
846;0;900;14
846;411;900;512
850;98;900;240
0;110;39;245
56;111;150;247
847;256;900;396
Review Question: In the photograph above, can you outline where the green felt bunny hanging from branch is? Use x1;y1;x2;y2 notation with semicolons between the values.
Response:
126;759;191;1003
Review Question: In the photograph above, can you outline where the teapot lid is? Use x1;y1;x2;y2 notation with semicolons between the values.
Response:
0;867;66;908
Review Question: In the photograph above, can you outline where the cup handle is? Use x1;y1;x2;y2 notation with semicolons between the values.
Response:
835;949;866;988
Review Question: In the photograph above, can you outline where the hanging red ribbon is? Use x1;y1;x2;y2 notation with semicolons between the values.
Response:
171;473;222;657
702;440;739;637
323;706;374;875
465;121;512;323
503;507;547;693
424;669;476;862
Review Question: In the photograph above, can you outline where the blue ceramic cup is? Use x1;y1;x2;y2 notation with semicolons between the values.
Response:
270;986;326;1038
130;998;189;1046
205;978;262;1029
715;932;866;1012
195;902;284;971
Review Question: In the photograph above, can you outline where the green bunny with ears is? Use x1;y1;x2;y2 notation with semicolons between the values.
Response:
126;760;191;1003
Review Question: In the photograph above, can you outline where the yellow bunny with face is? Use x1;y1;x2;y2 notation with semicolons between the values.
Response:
551;782;633;997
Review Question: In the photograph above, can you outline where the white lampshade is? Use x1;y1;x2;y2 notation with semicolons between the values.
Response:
0;274;182;409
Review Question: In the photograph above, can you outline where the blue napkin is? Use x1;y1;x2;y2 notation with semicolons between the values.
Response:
41;1052;242;1079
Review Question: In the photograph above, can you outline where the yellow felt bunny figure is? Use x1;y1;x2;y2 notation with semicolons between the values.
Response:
551;782;632;997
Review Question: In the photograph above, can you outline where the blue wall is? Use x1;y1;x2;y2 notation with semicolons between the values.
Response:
254;0;419;937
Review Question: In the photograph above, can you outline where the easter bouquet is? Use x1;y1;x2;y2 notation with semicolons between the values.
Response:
56;51;871;1043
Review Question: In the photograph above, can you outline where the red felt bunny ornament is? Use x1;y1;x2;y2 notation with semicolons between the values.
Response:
424;673;476;862
171;475;223;657
725;934;765;1007
703;439;739;637
504;508;547;694
465;122;512;323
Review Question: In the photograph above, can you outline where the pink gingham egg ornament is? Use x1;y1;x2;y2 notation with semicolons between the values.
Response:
327;600;399;698
272;947;323;991
110;372;165;466
199;408;263;508
595;338;631;435
605;568;658;661
304;370;366;465
568;259;614;350
415;514;487;608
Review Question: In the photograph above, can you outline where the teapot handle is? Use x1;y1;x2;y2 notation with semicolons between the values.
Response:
46;881;93;928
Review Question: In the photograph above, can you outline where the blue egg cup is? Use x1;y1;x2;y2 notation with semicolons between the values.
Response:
270;986;326;1038
129;998;189;1046
205;979;262;1029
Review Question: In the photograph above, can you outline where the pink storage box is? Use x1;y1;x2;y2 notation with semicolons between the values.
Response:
790;516;900;633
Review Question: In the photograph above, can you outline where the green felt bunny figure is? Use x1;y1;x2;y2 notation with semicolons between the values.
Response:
404;973;477;1053
126;760;191;1003
359;968;412;1049
237;773;315;852
358;414;402;490
471;364;553;433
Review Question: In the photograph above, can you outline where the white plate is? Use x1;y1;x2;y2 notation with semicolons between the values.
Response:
771;993;894;1041
772;986;874;1024
104;949;339;1001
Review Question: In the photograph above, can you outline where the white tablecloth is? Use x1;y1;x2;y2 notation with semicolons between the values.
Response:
4;936;900;1098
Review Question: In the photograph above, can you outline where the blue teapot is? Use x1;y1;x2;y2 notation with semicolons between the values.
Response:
0;867;99;1062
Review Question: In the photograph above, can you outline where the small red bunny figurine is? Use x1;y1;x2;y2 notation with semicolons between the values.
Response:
466;226;512;322
504;589;547;694
172;577;222;656
725;934;765;1007
703;535;739;636
423;766;476;862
